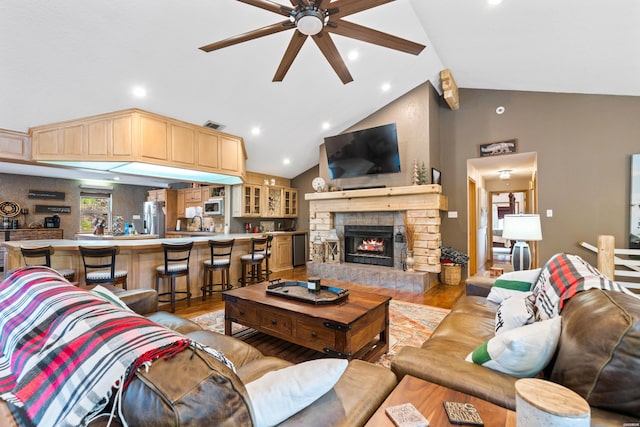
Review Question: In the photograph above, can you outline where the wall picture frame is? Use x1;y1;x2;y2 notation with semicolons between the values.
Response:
479;138;518;157
431;168;442;185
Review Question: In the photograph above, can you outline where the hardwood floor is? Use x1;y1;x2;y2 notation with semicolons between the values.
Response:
168;266;466;318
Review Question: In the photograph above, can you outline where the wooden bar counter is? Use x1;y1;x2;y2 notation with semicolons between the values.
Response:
2;233;283;297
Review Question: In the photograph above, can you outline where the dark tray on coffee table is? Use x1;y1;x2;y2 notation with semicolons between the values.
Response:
266;279;349;305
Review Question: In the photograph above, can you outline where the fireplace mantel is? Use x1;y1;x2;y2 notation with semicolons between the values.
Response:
306;185;448;274
305;185;447;213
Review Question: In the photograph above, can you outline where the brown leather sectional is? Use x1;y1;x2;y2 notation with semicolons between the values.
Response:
391;284;640;426
0;284;397;426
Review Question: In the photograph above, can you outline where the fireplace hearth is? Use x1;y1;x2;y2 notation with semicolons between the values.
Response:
344;225;394;267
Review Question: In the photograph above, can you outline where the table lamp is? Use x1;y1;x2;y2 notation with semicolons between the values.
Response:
502;214;542;271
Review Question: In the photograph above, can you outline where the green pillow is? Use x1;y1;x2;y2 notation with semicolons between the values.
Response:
466;316;561;378
493;278;532;292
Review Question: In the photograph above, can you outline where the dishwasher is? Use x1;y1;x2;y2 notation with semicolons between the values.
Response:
292;233;307;267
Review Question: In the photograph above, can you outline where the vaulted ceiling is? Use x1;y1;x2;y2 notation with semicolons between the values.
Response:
1;0;638;186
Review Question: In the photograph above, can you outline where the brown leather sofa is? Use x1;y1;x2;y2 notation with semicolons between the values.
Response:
142;311;397;427
391;284;640;426
0;283;397;427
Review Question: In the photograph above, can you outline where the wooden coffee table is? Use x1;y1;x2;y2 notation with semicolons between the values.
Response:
365;375;516;426
223;283;390;361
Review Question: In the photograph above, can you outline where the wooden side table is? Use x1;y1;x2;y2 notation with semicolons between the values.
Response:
365;375;516;426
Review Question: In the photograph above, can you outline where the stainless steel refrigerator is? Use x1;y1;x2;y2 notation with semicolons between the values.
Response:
143;201;165;238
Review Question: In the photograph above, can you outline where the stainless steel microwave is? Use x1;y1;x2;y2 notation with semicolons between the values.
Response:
204;198;223;215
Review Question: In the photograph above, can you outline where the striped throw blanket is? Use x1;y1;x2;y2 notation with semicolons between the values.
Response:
532;253;639;320
0;267;191;427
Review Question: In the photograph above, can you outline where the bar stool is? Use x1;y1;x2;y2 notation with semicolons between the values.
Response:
258;234;273;281
155;242;193;313
21;245;75;282
201;239;235;300
79;246;127;289
238;237;268;287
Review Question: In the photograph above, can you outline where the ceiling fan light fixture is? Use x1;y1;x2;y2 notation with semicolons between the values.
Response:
296;10;324;35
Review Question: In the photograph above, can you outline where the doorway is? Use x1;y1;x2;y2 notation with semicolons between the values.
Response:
489;191;526;265
467;152;538;272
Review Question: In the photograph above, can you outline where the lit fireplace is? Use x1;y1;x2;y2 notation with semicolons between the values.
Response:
357;238;385;253
344;225;394;267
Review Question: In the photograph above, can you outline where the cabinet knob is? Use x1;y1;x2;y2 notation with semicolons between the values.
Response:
239;310;245;315
271;319;277;325
311;332;317;338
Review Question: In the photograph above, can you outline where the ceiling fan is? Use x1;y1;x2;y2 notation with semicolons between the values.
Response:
199;0;426;84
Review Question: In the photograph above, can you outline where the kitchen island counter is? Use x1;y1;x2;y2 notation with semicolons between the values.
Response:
75;233;160;240
2;234;275;298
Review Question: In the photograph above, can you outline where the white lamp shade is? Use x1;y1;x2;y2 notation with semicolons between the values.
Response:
502;214;542;241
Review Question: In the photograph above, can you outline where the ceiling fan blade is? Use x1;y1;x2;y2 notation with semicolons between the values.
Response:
238;0;294;17
199;21;293;52
327;19;425;55
273;31;308;82
311;33;353;84
290;0;309;6
328;0;395;19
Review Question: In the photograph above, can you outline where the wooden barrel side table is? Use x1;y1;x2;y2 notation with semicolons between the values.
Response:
515;378;590;426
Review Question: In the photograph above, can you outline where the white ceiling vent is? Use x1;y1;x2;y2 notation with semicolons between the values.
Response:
203;120;224;130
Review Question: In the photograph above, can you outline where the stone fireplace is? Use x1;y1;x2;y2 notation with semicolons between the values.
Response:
305;185;448;291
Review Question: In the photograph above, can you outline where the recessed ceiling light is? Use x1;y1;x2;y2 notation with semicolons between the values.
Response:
381;82;391;92
283;158;291;165
348;50;359;61
132;86;147;98
496;106;506;115
488;0;503;5
251;127;261;136
113;176;120;181
322;122;331;130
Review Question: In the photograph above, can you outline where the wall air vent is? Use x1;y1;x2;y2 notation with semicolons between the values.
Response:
203;120;224;130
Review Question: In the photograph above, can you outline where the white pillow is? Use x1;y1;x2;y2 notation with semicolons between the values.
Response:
89;285;132;311
487;268;542;303
245;358;348;427
466;316;561;378
499;268;542;284
495;292;535;335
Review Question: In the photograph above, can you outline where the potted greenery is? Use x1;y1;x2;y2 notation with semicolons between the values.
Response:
440;246;469;285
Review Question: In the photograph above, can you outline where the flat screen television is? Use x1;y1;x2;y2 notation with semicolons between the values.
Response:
324;123;401;179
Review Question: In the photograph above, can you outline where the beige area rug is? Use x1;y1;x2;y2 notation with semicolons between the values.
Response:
189;300;450;368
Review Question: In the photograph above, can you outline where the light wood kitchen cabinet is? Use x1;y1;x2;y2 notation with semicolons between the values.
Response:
197;131;219;169
86;114;134;158
176;191;186;217
232;184;262;217
30;109;246;179
139;114;168;161
265;187;297;218
0;129;30;161
265;187;283;217
283;188;298;217
272;234;293;271
170;123;196;166
220;136;243;174
31;113;135;160
147;189;166;202
184;188;202;202
175;187;207;217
